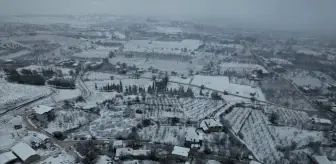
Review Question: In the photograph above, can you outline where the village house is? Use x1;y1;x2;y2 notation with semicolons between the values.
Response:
171;146;190;161
10;116;22;129
113;140;125;149
0;152;18;164
33;105;54;122
200;118;223;133
311;117;332;126
11;142;40;164
184;127;202;148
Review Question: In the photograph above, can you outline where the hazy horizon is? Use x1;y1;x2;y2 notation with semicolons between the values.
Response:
1;0;335;33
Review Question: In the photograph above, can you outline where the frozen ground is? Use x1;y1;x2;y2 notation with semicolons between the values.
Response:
38;151;74;164
139;125;190;145
123;39;202;55
220;62;268;73
73;46;120;58
109;56;200;74
0;50;30;60
83;72;125;81
191;75;266;101
44;109;93;133
0;82;51;112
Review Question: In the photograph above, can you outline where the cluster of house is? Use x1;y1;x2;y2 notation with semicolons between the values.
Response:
170;118;224;161
0;142;40;164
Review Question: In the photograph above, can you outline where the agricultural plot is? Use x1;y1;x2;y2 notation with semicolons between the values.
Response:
263;106;310;127
180;98;226;120
192;75;266;101
273;126;325;148
219;62;268;74
83;72;125;81
87;108;137;138
241;111;283;163
73;46;120;58
44;109;95;133
282;69;322;88
123;39;202;56
138;125;187;145
224;107;252;133
0;82;50;112
269;58;293;65
141;104;185;122
260;76;315;111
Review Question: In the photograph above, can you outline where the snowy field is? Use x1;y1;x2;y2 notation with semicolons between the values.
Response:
263;106;310;127
0;50;30;60
73;46;120;58
0;82;50;112
109;56;200;74
191;75;266;101
44;109;93;133
83;72;125;81
220;62;268;73
148;26;182;34
38;151;74;164
283;69;322;88
123;39;202;55
224;107;252;133
18;65;74;76
269;58;293;65
113;31;126;39
181;98;226;120
139;125;189;145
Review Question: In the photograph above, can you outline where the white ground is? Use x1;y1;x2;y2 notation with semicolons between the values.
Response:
73;46;120;58
0;50;30;60
191;75;266;101
0;82;51;112
220;62;268;73
38;151;74;164
269;58;293;65
123;39;202;55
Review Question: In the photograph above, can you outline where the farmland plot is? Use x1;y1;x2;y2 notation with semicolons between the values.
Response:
260;75;315;111
0;82;50;112
88;108;137;138
83;72;125;81
141;104;185;121
44;109;95;133
138;125;188;145
224;107;252;133
283;69;322;88
181;98;226;120
263;106;310;127
241;111;283;163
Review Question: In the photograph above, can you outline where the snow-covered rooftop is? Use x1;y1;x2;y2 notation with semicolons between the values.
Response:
200;118;222;131
312;117;332;125
33;105;53;114
11;142;38;161
313;155;333;164
10;116;22;126
185;128;202;143
0;152;17;164
171;146;190;157
113;140;123;147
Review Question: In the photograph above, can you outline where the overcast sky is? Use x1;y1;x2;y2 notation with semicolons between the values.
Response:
0;0;335;32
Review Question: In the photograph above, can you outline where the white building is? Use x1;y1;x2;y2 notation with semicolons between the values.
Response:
0;152;17;164
114;148;150;160
10;116;22;129
11;142;40;163
312;155;333;164
113;140;124;149
311;117;332;125
185;127;202;148
33;105;54;122
200;118;223;133
171;146;190;161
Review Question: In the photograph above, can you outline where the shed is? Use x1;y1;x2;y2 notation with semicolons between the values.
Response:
113;140;124;149
171;146;190;161
0;152;17;164
200;118;223;133
11;142;40;163
312;155;333;164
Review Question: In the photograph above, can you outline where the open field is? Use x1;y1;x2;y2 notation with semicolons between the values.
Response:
73;46;120;58
224;107;252;133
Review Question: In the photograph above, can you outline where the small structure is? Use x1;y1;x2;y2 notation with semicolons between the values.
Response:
171;146;190;161
11;142;40;163
10;117;22;129
312;155;333;164
33;105;54;122
114;148;150;160
200;118;223;133
311;117;332;125
0;152;17;164
113;140;124;149
185;128;202;148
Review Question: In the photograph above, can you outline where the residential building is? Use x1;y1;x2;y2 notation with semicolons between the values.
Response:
200;118;223;133
11;142;40;163
114;148;150;160
113;140;125;149
311;117;332;125
33;105;54;122
10;117;22;129
0;152;17;164
171;146;190;161
185;127;202;148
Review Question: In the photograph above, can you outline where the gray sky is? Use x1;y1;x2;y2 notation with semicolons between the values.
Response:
1;0;335;32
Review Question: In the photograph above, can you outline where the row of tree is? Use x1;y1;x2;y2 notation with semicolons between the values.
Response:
47;78;76;89
5;69;45;85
